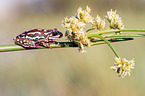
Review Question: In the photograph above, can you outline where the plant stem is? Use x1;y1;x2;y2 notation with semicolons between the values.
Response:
0;45;25;52
87;29;145;36
121;29;145;32
86;28;95;32
104;34;145;38
91;38;133;45
88;34;145;38
87;29;120;35
0;39;133;53
0;42;77;52
96;35;120;58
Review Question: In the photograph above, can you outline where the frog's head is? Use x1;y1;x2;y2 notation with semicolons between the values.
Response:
49;28;63;39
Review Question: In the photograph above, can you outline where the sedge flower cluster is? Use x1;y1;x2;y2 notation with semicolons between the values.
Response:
62;6;136;78
62;6;93;53
62;6;106;52
76;6;94;23
111;57;135;78
92;15;106;30
106;9;125;29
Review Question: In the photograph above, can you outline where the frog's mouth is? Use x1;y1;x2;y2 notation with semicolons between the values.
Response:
53;32;63;39
49;36;60;39
49;35;63;40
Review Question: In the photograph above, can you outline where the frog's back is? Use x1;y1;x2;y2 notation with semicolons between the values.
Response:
15;29;53;41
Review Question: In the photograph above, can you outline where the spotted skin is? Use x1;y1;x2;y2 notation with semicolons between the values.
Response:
14;28;63;48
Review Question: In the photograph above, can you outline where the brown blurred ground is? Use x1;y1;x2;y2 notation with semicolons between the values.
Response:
0;0;145;96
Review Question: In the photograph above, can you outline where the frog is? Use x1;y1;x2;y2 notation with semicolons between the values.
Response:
13;28;63;48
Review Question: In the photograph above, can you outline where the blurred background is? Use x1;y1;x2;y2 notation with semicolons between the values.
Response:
0;0;145;96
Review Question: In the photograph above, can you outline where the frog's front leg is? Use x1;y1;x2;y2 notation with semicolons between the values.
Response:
14;38;41;48
36;39;56;48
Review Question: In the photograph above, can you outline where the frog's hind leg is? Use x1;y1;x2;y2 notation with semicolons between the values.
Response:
14;38;41;48
36;39;56;48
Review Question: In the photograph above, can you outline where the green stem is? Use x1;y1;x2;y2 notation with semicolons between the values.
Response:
104;34;145;38
88;34;145;38
0;39;133;53
0;42;77;52
86;28;95;32
87;29;145;36
95;35;120;58
87;29;120;36
0;45;25;52
91;38;133;45
120;29;145;32
104;27;111;30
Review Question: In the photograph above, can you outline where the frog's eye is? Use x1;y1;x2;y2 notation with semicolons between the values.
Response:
52;32;58;36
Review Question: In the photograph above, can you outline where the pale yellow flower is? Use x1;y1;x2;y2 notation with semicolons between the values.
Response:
106;9;117;21
106;9;124;29
76;6;94;23
62;16;86;32
78;43;87;53
92;15;106;30
62;13;91;52
111;57;135;78
86;6;91;13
